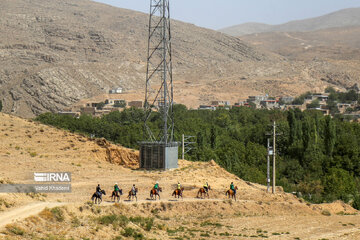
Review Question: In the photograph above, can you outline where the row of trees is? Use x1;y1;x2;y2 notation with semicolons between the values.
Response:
36;106;360;208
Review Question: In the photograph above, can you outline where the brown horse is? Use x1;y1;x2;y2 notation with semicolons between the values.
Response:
111;189;123;202
150;187;162;200
172;187;184;199
225;186;238;201
197;185;211;199
128;188;138;201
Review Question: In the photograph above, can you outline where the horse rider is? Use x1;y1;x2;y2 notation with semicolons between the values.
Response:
114;183;120;196
177;182;182;193
230;182;236;195
203;182;209;193
131;184;136;195
154;181;160;194
96;184;102;197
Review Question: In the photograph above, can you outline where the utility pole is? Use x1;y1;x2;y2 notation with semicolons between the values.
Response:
267;138;270;192
266;121;281;194
272;121;276;194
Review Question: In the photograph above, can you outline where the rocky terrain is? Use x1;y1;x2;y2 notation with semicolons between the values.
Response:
220;8;360;36
0;1;360;117
240;26;360;61
0;112;360;239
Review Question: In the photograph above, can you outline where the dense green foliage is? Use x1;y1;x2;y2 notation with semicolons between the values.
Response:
36;106;360;207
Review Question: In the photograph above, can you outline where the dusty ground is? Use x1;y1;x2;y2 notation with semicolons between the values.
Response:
0;112;360;239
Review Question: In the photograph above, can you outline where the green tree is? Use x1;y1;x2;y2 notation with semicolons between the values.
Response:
323;168;356;202
96;102;106;110
306;99;320;109
324;116;336;157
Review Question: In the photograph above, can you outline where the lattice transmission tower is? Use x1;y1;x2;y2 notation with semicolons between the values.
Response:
144;0;174;143
140;0;178;169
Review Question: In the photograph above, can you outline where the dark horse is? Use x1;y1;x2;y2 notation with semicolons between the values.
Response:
92;190;106;204
128;188;138;201
172;187;184;199
225;186;238;201
111;189;123;202
197;185;211;199
150;187;162;200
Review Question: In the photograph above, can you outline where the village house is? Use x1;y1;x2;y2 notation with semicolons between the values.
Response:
109;87;123;94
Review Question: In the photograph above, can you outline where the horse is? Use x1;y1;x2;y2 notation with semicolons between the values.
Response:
172;187;184;199
197;185;211;199
111;189;123;202
128;188;138;201
91;190;106;204
150;187;162;200
225;186;238;201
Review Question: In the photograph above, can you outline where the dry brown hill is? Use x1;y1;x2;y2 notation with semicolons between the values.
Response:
1;0;360;117
1;113;360;239
240;26;360;61
220;8;360;36
0;0;276;117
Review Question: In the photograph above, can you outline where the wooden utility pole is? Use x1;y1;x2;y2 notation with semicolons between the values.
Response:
272;121;276;194
267;138;270;193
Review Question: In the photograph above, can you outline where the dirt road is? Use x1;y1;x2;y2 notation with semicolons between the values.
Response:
0;202;64;229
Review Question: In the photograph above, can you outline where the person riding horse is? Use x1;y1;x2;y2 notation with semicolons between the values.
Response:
203;182;209;193
230;182;236;195
114;183;120;197
96;184;102;198
177;182;182;193
154;181;160;194
131;184;137;196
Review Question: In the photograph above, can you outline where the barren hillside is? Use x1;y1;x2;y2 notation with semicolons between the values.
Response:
0;113;360;239
220;8;360;36
0;0;273;117
240;26;360;61
1;0;360;117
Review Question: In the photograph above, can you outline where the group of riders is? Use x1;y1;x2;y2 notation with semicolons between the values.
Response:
93;181;237;202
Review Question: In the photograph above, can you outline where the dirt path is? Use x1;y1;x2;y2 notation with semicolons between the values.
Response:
0;202;65;229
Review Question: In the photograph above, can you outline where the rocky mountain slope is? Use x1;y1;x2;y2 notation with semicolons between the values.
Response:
1;1;359;117
240;26;360;61
220;8;360;36
0;0;274;117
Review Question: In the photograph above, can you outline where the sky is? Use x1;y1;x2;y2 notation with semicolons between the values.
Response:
93;0;360;30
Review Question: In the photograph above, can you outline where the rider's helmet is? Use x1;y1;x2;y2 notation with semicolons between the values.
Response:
156;181;159;184
115;183;118;185
231;182;233;184
133;184;135;186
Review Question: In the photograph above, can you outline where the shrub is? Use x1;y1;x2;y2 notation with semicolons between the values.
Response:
130;216;154;231
51;207;65;222
98;214;129;228
5;224;25;235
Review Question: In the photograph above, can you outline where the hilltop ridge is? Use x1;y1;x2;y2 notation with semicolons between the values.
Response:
220;8;360;36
